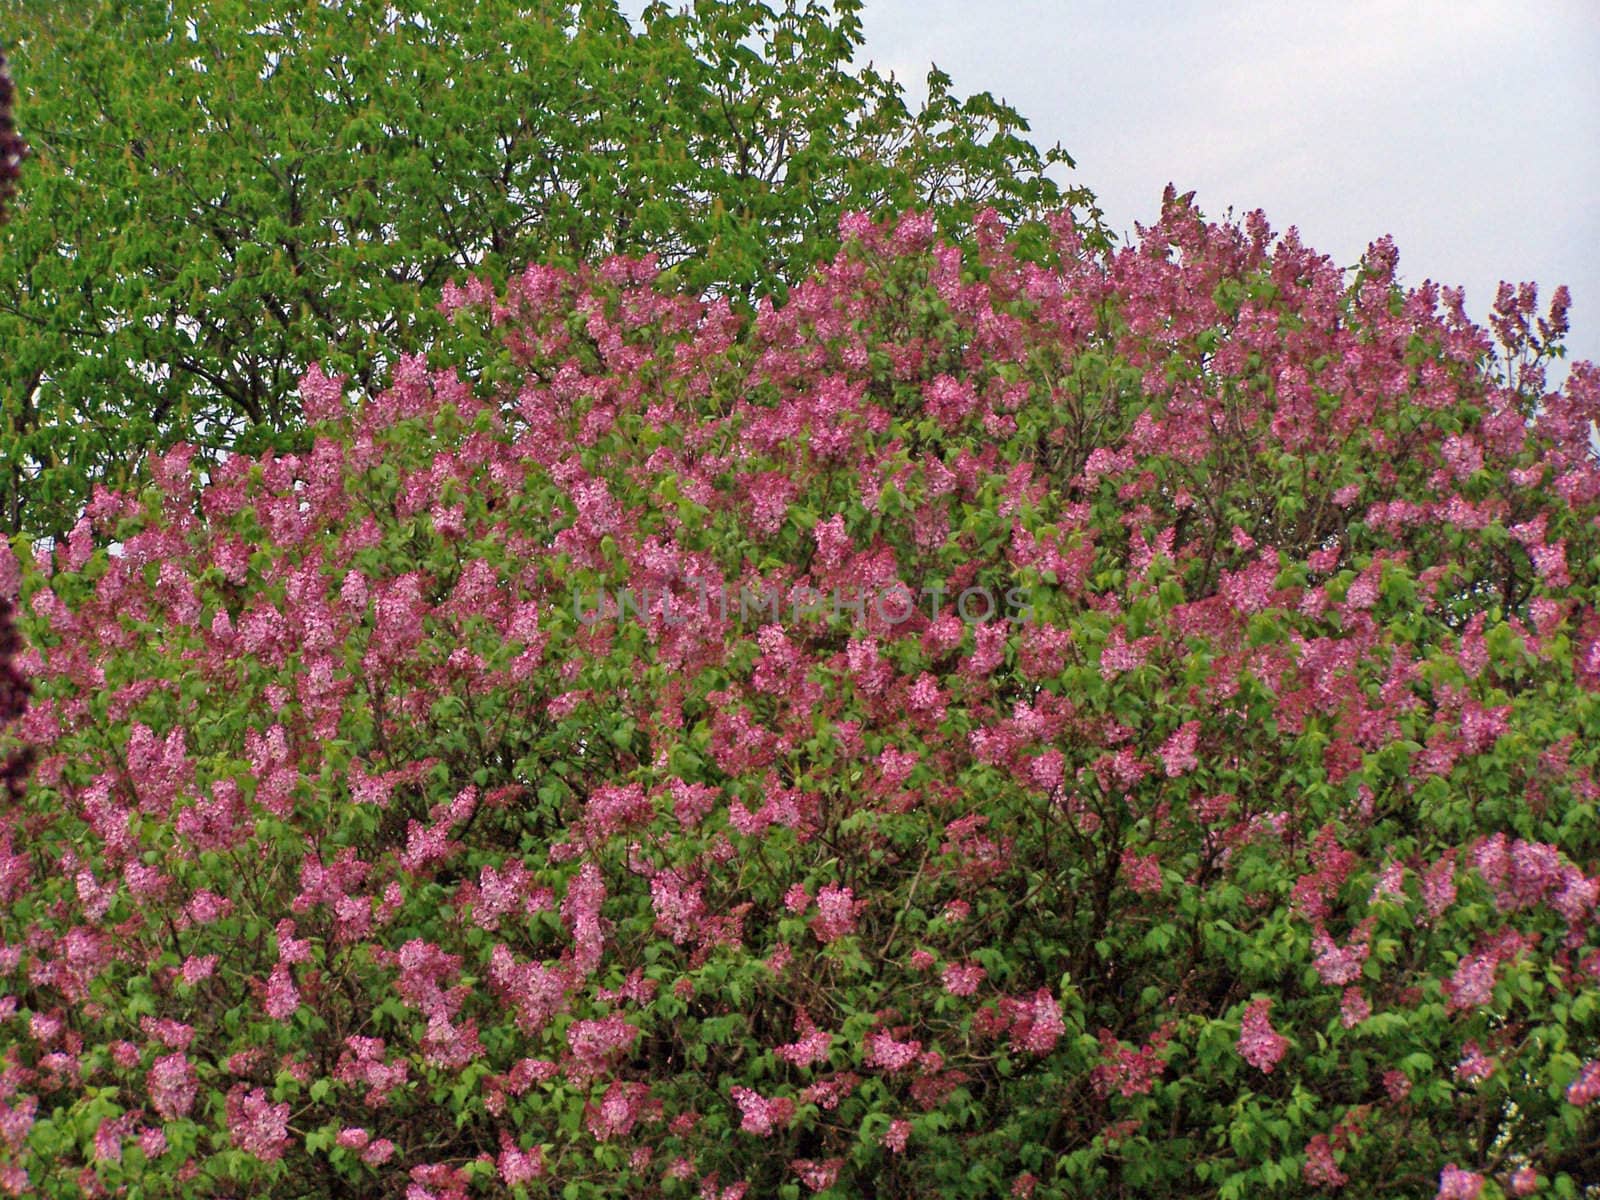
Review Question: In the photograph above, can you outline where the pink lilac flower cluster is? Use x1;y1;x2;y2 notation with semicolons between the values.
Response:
1237;999;1288;1073
224;1085;291;1162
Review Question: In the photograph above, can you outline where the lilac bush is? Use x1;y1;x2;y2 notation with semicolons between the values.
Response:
1;197;1597;1198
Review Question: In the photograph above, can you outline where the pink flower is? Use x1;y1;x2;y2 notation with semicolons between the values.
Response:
812;514;851;569
561;861;608;976
1158;721;1200;776
147;1053;197;1120
775;1023;832;1069
298;362;346;421
1008;989;1065;1055
1120;850;1163;894
1312;931;1369;986
1340;988;1370;1029
1099;626;1148;677
1566;1060;1600;1106
1237;999;1287;1073
865;1029;922;1072
498;1132;544;1184
1506;839;1562;908
566;1015;639;1072
225;1085;291;1161
923;374;979;429
587;1080;646;1141
812;884;858;943
29;1011;62;1043
880;1119;911;1153
421;1013;483;1069
1220;554;1280;614
92;1113;135;1163
942;962;986;996
185;889;232;924
583;782;652;839
1421;856;1457;920
407;1161;473;1200
264;962;299;1019
137;1127;166;1158
362;1139;396;1165
1456;1042;1495;1085
1090;1029;1166;1098
790;1158;844;1194
1436;1165;1484;1200
1302;1134;1346;1189
730;1087;794;1136
180;954;218;986
1446;951;1498;1011
908;673;946;719
139;1017;195;1051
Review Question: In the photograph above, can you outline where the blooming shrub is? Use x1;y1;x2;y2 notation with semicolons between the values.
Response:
1;196;1598;1198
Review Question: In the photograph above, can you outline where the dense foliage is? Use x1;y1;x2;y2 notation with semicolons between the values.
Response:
1;200;1598;1199
0;0;1090;539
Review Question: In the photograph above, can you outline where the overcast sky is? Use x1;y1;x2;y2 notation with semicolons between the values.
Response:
856;0;1600;372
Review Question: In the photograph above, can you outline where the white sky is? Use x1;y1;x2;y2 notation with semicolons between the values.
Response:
858;0;1600;371
623;0;1599;372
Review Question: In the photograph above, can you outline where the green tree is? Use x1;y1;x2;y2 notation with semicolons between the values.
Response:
0;0;1095;539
